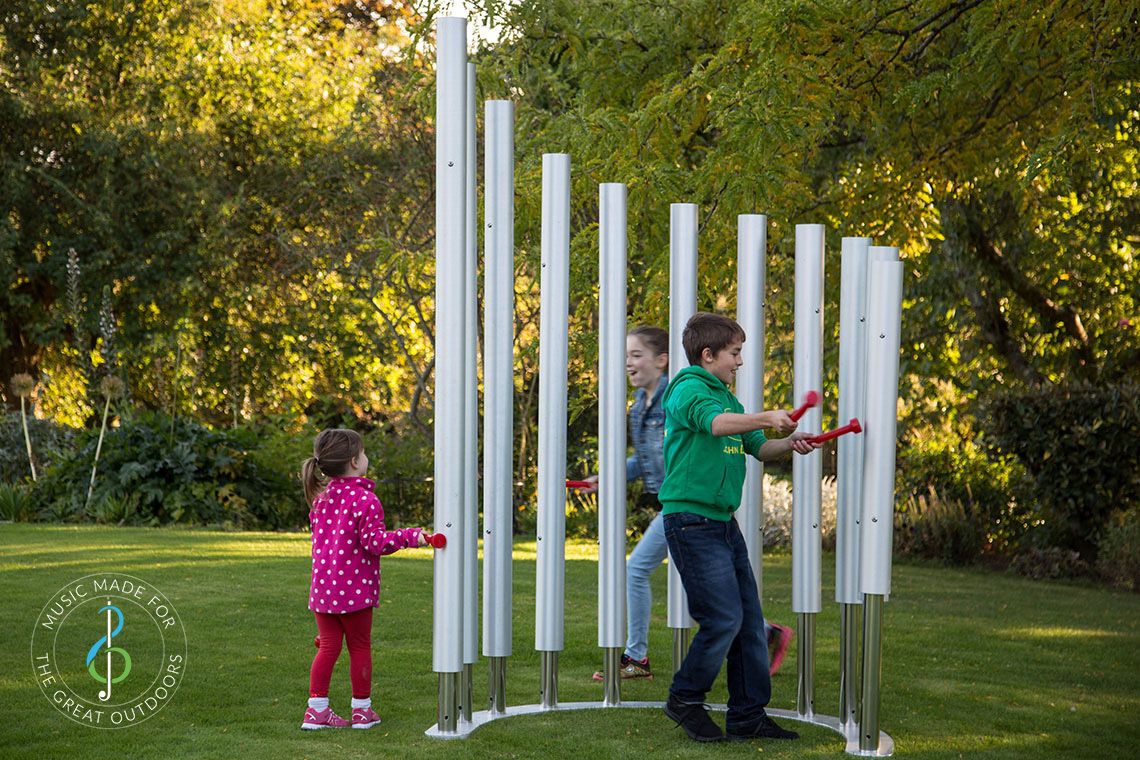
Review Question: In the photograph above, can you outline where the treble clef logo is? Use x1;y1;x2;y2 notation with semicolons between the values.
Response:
86;599;132;702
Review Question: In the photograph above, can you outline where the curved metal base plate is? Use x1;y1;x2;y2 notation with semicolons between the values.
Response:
426;701;893;755
767;709;894;756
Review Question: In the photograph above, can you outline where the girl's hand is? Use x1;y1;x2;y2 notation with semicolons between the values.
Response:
787;432;822;455
417;531;430;547
581;475;599;494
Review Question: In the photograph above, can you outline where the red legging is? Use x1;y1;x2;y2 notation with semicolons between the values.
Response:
310;608;373;699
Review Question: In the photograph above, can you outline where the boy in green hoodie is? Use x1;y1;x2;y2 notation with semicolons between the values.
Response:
660;312;819;743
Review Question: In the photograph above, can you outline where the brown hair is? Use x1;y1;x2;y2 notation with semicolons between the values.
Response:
628;325;669;356
682;312;746;366
302;428;364;506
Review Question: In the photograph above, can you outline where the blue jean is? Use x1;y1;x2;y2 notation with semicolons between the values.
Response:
625;513;669;660
663;512;772;730
626;512;775;662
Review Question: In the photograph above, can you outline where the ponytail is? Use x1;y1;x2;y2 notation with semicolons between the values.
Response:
303;428;364;507
302;456;324;507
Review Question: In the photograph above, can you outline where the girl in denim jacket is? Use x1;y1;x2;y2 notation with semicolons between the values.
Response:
588;327;792;681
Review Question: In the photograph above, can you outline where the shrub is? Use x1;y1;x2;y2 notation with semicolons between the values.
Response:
1097;507;1140;591
32;411;302;529
1;412;76;483
894;486;988;565
761;473;837;549
897;422;1028;554
363;422;434;528
983;383;1140;561
0;483;35;522
1008;546;1091;581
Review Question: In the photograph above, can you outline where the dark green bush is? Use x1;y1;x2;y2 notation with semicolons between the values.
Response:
363;423;434;529
897;422;1029;554
0;482;35;521
32;411;303;528
1097;507;1140;591
982;383;1140;561
1;412;76;483
894;486;989;565
1008;546;1091;581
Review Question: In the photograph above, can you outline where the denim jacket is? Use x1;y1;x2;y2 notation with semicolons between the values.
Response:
627;375;668;494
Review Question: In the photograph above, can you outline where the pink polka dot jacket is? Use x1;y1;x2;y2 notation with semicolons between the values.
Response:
308;476;423;614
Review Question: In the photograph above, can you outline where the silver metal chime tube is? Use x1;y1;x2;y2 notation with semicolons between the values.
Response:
535;153;571;709
667;202;698;672
837;236;872;733
482;98;515;716
858;249;902;755
792;223;825;719
598;183;629;707
432;15;468;735
736;215;768;591
460;60;479;725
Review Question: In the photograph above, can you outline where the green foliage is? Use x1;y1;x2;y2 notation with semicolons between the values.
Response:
362;422;434;528
1008;547;1091;582
32;411;303;528
895;487;989;566
0;482;34;521
897;413;1029;553
1;0;437;426
1097;507;1140;591
983;383;1140;560
0;412;75;482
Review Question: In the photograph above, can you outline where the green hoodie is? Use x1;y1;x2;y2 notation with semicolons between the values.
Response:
659;365;767;521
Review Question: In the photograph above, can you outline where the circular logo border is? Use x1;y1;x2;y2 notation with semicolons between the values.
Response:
31;573;188;729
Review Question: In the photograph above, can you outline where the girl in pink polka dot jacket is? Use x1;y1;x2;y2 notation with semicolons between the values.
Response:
299;428;433;730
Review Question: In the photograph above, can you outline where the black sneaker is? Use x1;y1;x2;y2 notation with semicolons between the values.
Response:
664;696;724;742
726;714;800;741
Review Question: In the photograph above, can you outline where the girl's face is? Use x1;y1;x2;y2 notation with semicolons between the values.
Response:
626;335;668;390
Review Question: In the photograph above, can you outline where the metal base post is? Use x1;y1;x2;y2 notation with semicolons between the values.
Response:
840;602;861;734
488;656;507;715
859;594;887;755
602;647;621;706
796;612;816;718
670;627;690;673
460;662;474;722
539;651;558;709
437;672;460;734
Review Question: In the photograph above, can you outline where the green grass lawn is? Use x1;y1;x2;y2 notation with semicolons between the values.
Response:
2;524;1137;759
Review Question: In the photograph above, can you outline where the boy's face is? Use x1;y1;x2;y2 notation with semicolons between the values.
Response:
701;337;744;385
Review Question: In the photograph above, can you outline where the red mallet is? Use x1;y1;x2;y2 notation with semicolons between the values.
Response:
809;418;862;445
789;390;821;422
424;532;447;548
565;480;594;490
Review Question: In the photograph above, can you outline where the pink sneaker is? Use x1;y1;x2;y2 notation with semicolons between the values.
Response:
767;623;793;676
352;706;382;729
301;706;350;730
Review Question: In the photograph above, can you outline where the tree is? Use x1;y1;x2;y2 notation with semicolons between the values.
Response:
468;0;1137;406
1;0;442;427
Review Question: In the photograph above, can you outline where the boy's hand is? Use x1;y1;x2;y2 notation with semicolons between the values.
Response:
787;432;822;455
760;410;797;435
